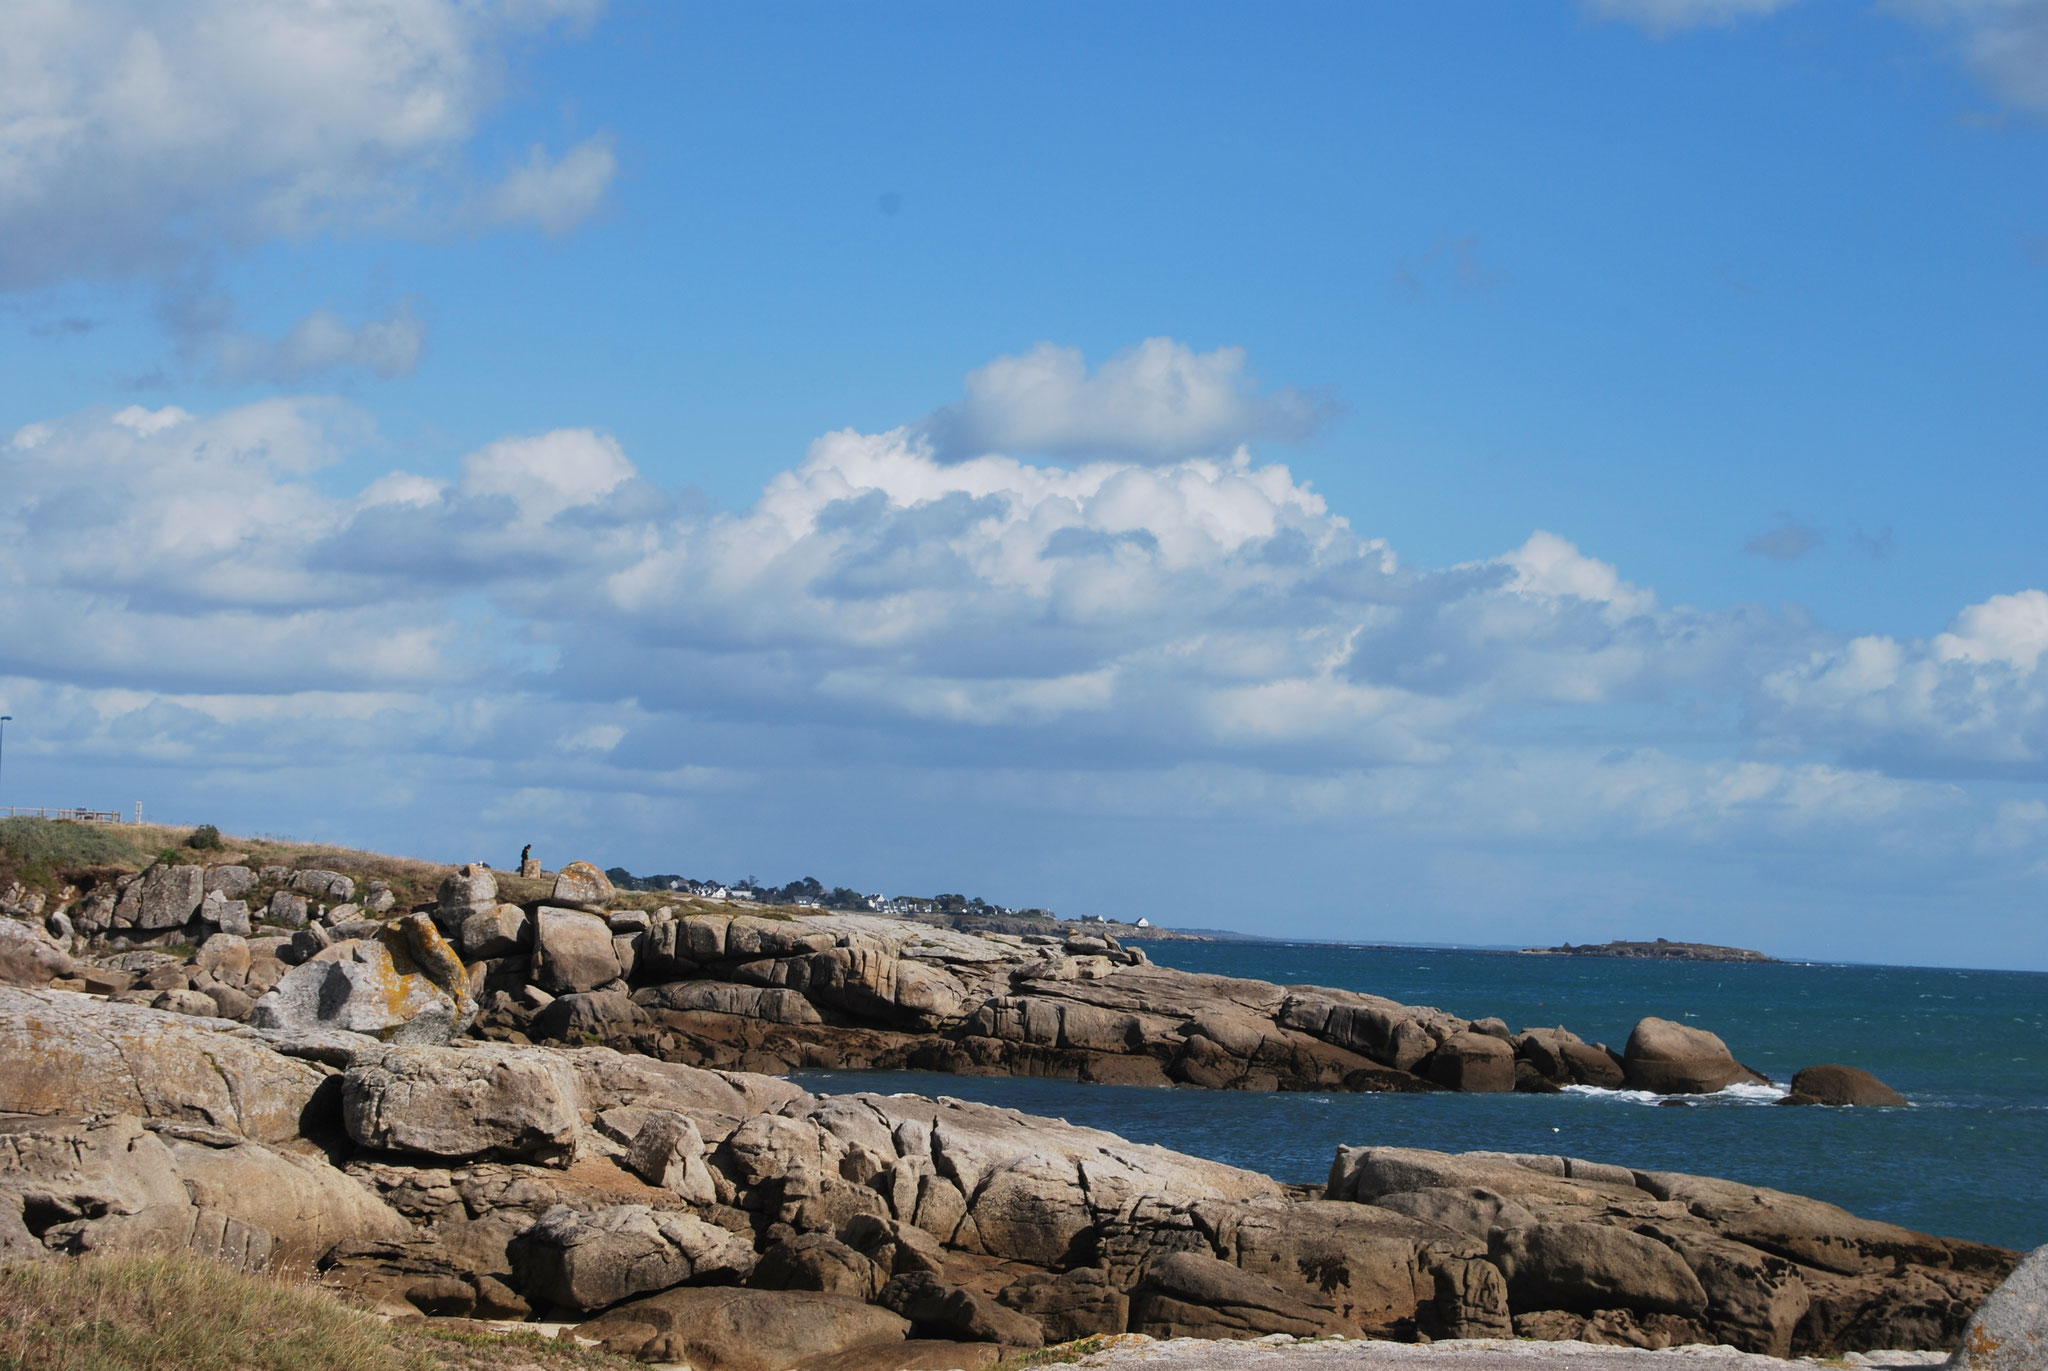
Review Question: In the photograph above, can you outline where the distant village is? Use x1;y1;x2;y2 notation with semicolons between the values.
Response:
601;868;1151;928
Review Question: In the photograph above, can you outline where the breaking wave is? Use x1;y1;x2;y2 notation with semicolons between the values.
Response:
1561;1079;1790;1107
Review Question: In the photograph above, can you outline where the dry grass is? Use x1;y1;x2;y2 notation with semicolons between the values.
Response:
0;1252;633;1371
992;1335;1143;1370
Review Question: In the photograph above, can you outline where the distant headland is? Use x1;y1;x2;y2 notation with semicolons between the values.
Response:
1521;937;1777;964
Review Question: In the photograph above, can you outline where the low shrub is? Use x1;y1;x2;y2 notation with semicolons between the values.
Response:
186;824;223;850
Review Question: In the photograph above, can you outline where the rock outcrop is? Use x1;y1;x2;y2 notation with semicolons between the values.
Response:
5;848;1787;1103
1621;1017;1768;1095
1328;1144;2014;1357
448;902;1742;1100
0;984;2014;1367
249;917;475;1044
0;917;74;987
1782;1064;1909;1108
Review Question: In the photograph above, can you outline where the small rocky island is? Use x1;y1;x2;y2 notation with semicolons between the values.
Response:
0;822;2024;1366
1521;938;1778;964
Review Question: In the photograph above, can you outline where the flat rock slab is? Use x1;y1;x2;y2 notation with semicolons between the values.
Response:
1071;1336;1947;1371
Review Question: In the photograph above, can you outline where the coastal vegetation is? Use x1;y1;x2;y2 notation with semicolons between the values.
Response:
0;1251;633;1371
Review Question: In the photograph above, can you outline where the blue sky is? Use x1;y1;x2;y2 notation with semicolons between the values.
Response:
3;1;2046;967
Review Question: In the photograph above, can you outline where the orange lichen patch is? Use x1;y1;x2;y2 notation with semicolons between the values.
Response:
1962;1324;2002;1365
399;914;470;1005
360;932;456;1032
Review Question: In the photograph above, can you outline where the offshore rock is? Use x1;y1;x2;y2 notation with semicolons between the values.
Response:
1783;1064;1909;1108
1622;1016;1768;1094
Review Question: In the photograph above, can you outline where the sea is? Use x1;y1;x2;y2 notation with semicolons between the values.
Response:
797;941;2048;1253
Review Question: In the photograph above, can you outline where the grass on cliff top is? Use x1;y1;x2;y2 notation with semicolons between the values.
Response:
0;818;451;907
0;815;822;924
0;1252;634;1371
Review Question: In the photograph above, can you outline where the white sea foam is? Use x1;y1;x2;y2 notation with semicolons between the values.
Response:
1562;1079;1790;1107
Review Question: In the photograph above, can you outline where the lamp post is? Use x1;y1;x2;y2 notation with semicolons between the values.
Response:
0;716;10;812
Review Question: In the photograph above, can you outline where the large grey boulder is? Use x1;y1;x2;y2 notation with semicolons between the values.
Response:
1128;1250;1352;1340
1951;1243;2047;1370
341;1044;581;1164
878;1269;1044;1347
534;988;643;1040
1489;1220;1709;1316
753;1233;886;1301
533;906;622;994
459;903;529;960
636;980;823;1024
194;933;251;988
0;1112;405;1272
623;1110;717;1203
437;865;498;930
578;1287;910;1370
996;1267;1130;1343
290;869;355;901
0;919;74;987
549;861;615;912
210;897;253;937
1514;1026;1626;1088
1224;1198;1510;1339
0;987;330;1145
248;929;470;1044
154;988;221;1018
509;1203;756;1311
1427;1031;1516;1092
266;890;309;928
205;865;255;899
1622;1016;1767;1094
117;864;206;930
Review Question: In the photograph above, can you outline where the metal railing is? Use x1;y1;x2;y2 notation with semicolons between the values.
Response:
1;806;131;824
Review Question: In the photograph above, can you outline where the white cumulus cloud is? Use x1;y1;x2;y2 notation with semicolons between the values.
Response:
4;368;2047;962
0;0;611;290
920;338;1336;464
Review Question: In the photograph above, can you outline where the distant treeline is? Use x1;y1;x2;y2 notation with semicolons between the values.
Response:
601;868;1051;921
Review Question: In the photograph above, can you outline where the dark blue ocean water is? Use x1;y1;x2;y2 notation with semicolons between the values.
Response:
799;942;2048;1252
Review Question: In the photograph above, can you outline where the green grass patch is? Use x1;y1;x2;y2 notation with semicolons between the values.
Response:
0;818;156;883
0;1252;634;1371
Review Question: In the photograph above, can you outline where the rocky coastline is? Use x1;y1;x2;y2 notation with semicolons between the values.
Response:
1519;941;1777;965
0;982;2022;1365
0;834;2030;1366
